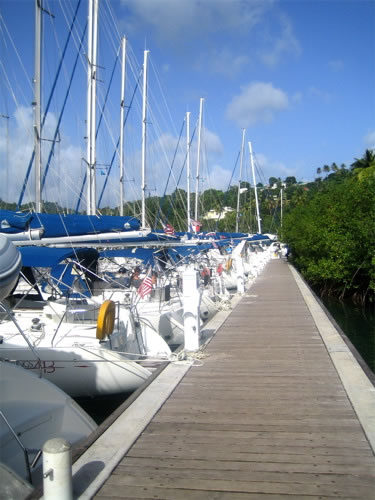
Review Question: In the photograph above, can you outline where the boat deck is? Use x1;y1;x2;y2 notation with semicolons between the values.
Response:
75;259;375;499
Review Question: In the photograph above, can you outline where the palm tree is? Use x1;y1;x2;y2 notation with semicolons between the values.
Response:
316;167;322;175
351;150;375;180
351;149;375;172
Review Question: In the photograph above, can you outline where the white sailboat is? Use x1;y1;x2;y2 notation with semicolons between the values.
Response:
0;360;97;487
0;294;153;398
0;236;152;397
0;235;97;490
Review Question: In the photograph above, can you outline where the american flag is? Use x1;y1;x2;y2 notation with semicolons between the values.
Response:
190;219;201;233
138;274;153;298
163;223;176;236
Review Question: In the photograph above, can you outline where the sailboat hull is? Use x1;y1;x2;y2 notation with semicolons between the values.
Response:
0;361;97;486
0;346;151;397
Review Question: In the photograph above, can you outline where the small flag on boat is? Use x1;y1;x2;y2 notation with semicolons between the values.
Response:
190;219;201;233
162;223;176;236
138;274;153;298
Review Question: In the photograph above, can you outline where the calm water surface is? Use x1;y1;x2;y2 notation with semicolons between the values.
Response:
319;295;375;374
75;392;132;425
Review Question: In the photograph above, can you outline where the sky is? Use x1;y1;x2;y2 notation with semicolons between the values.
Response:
0;0;374;210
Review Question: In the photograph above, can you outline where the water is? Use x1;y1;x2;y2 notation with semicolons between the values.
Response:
319;294;375;374
75;392;133;425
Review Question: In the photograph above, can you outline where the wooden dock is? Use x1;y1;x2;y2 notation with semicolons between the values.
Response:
75;259;375;499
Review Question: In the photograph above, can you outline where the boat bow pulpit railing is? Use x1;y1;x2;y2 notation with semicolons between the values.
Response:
0;303;43;378
0;409;34;484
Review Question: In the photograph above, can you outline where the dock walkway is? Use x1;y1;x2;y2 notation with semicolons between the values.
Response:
75;259;375;499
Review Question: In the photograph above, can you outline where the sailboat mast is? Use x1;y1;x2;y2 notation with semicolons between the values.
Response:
280;187;283;227
119;36;127;216
194;97;203;221
141;49;149;228
86;0;98;215
34;0;42;212
90;0;98;215
186;111;191;232
86;0;93;215
235;128;246;233
249;141;262;234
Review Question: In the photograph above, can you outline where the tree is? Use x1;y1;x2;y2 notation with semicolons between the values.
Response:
351;149;375;169
331;163;339;172
284;176;297;186
282;170;375;302
269;176;278;187
351;149;375;179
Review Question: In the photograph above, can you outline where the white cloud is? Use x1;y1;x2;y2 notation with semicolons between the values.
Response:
151;128;222;162
113;127;224;202
120;1;301;78
0;105;226;209
195;48;250;77
0;106;34;203
121;0;274;42
364;130;375;149
226;82;289;127
205;164;233;191
254;152;298;182
202;128;224;155
308;86;332;103
259;13;301;67
0;106;84;208
2;106;229;210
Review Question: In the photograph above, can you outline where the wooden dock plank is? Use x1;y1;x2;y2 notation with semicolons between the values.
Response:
94;260;375;499
96;473;375;497
114;462;375;486
113;456;375;478
96;487;363;500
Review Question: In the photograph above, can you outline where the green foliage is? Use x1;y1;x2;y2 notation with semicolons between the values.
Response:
282;168;375;301
269;176;278;186
284;176;297;186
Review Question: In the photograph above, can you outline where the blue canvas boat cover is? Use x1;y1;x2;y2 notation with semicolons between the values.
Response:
0;210;141;236
168;243;214;259
19;246;99;268
247;233;270;241
19;247;100;297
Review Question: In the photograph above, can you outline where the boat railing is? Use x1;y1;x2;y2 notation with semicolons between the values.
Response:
0;409;34;484
50;307;67;346
0;302;43;377
49;300;121;348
